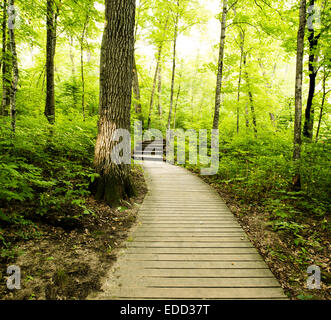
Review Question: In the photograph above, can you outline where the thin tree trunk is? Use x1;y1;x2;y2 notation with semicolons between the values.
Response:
68;35;75;76
80;12;89;122
213;0;228;130
93;0;136;206
132;55;142;114
8;0;18;135
167;0;179;130
243;53;257;135
1;0;10;116
315;68;328;142
157;63;162;116
245;104;249;127
44;0;57;124
303;0;320;140
81;43;85;121
293;0;307;191
236;28;244;134
68;36;78;108
173;83;181;129
147;44;162;128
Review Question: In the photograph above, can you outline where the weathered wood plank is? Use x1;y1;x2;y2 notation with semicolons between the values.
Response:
110;287;286;299
126;242;252;248
125;268;275;278
140;277;281;288
125;247;258;254
124;253;263;261
115;261;267;268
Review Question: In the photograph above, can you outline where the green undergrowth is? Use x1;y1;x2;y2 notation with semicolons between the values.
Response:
0;114;99;261
183;131;331;267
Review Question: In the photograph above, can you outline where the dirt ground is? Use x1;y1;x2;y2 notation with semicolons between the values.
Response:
0;167;147;300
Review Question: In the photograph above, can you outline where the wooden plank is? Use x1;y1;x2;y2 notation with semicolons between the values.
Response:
124;253;262;261
136;228;243;232
117;261;266;269
110;287;286;299
130;236;247;241
141;277;281;288
127;268;275;278
126;242;252;248
138;223;239;227
125;247;258;254
139;217;236;219
131;233;247;238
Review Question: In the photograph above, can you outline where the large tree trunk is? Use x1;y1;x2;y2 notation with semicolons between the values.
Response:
93;0;136;206
44;0;57;124
303;0;320;140
8;0;18;135
292;0;307;191
213;0;228;130
1;0;10;116
167;0;179;130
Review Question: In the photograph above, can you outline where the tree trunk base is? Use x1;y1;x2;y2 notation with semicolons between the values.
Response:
292;173;301;192
91;172;136;207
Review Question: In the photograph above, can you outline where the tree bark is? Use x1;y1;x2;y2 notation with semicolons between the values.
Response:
243;53;257;135
213;0;228;130
157;63;162;116
315;68;329;142
303;0;320;140
8;0;18;135
80;10;90;122
132;55;142;115
1;0;10;116
173;83;181;129
147;43;162;128
245;104;249;127
167;0;179;130
93;0;136;206
293;0;307;191
68;35;75;76
44;0;57;124
236;28;244;134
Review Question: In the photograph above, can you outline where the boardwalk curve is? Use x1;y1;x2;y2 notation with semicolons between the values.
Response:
92;159;286;299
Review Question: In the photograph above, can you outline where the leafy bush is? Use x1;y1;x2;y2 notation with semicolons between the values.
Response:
0;114;98;244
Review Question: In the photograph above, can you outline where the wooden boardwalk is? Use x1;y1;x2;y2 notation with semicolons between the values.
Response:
92;159;286;299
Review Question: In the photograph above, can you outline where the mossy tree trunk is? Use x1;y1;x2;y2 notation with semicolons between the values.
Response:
93;0;136;206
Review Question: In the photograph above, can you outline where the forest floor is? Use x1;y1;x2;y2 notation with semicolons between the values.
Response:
0;167;148;300
189;170;330;300
1;162;329;300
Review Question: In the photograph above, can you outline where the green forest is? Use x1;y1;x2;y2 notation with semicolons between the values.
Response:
0;0;330;300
